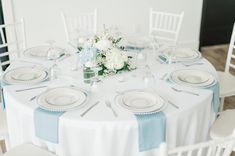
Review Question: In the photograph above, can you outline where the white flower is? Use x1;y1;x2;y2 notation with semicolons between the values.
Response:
78;38;85;44
84;61;96;68
95;39;112;51
105;48;128;70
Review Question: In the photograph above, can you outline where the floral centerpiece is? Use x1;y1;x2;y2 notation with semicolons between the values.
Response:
78;26;136;77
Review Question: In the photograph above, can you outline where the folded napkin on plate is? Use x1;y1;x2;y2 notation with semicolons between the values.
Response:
207;82;220;114
158;55;167;63
34;107;65;143
135;112;166;152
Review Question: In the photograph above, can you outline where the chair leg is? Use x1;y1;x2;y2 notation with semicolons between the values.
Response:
4;137;10;151
0;142;3;155
220;97;225;112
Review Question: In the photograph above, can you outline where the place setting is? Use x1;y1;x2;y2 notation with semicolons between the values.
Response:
23;40;70;61
36;86;90;112
166;68;220;113
157;47;203;66
2;66;49;86
114;89;168;151
115;89;167;113
169;69;216;88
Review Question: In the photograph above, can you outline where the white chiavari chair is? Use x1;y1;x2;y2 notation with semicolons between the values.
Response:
217;23;235;111
210;109;235;141
61;9;97;49
159;131;235;156
149;8;184;52
3;144;57;156
0;19;26;153
0;18;26;72
0;106;8;154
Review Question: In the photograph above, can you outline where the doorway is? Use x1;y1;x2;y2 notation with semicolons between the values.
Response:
200;0;235;47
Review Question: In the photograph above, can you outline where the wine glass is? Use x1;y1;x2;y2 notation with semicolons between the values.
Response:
136;51;147;68
46;40;61;80
166;46;177;65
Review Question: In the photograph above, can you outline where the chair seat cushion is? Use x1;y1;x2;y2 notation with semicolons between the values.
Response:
210;109;235;139
217;71;235;97
4;144;56;156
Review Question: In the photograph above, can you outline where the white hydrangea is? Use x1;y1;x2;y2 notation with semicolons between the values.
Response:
105;48;128;70
94;38;112;51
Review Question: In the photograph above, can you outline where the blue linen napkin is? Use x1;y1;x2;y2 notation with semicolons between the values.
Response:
134;112;166;152
1;88;6;110
207;82;220;114
1;80;8;110
34;107;65;143
158;55;167;63
79;47;97;64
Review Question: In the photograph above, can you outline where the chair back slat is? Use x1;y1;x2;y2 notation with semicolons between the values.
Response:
215;146;223;156
149;8;184;50
196;148;203;156
225;23;235;73
229;64;235;69
61;9;97;48
187;150;192;156
0;19;26;72
163;135;235;156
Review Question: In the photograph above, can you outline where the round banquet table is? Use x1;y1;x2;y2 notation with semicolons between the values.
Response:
4;49;217;156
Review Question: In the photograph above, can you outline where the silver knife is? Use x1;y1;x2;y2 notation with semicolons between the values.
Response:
80;101;100;117
15;85;47;92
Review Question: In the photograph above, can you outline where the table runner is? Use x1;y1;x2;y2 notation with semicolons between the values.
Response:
34;107;65;143
135;112;166;152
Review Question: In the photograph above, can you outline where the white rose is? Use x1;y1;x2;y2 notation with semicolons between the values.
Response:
95;39;112;51
105;48;128;70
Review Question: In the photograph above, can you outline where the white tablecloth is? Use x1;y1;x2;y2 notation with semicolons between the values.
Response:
4;51;217;156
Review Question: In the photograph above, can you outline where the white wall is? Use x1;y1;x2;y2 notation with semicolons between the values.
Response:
2;0;203;49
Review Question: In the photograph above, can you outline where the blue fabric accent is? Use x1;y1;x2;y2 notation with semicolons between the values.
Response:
1;89;5;110
135;112;166;152
207;82;220;114
1;80;8;110
34;107;65;143
79;47;97;64
158;55;167;63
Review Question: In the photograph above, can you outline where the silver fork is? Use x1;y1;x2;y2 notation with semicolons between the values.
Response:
105;100;118;117
171;87;199;96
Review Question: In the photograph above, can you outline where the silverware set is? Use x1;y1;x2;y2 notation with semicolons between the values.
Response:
105;100;118;117
171;87;199;96
168;100;179;109
80;101;100;117
15;85;47;92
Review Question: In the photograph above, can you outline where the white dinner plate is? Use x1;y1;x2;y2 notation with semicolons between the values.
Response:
24;46;65;60
3;66;48;85
170;69;216;88
162;48;201;62
116;90;166;113
37;86;89;112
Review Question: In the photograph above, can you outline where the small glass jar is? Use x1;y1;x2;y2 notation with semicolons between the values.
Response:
83;67;95;84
